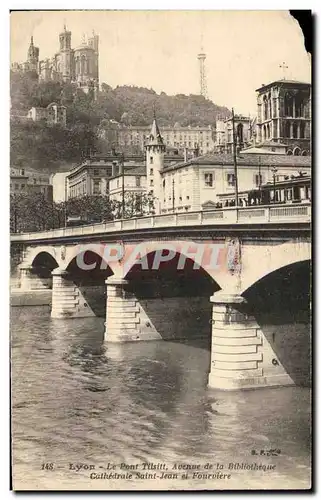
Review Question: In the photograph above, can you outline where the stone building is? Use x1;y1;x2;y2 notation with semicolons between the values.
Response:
256;80;311;155
10;168;53;201
109;166;147;203
98;122;215;156
215;115;254;153
142;116;311;215
12;27;99;94
27;102;67;127
67;150;184;201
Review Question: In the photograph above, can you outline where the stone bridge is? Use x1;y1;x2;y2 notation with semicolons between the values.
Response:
11;204;311;391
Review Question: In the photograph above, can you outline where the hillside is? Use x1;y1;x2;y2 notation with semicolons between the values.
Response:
10;72;231;173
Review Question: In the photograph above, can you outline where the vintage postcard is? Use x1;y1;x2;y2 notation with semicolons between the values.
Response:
10;10;312;491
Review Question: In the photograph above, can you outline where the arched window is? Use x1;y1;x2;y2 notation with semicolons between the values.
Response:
285;121;291;138
301;150;307;156
300;122;305;139
80;55;86;75
267;123;270;139
293;147;301;156
268;93;272;118
295;94;304;117
263;124;266;140
284;92;294;116
236;123;244;144
263;96;268;120
293;123;298;139
287;149;293;155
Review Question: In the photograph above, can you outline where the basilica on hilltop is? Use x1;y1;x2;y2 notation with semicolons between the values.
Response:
11;26;99;94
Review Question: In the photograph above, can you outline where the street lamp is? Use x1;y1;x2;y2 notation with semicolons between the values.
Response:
172;178;175;212
271;167;278;204
232;108;239;207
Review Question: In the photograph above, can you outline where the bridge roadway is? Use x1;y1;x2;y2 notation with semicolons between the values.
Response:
11;203;311;391
11;203;310;244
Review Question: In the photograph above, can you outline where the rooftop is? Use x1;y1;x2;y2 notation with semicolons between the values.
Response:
162;152;311;172
110;165;146;179
256;79;311;92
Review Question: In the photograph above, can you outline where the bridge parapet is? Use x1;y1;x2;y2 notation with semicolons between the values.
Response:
10;203;311;243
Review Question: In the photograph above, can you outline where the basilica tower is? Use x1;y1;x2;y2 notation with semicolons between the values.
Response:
58;25;73;82
26;36;39;73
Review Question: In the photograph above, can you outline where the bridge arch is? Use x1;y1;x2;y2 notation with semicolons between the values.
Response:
242;259;311;386
119;239;227;288
23;246;60;269
240;239;311;295
62;248;115;318
122;244;222;343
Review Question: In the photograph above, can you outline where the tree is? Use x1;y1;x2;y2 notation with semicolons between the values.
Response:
113;192;156;219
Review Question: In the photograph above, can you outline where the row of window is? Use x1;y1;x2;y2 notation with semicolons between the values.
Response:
203;172;264;188
92;168;113;176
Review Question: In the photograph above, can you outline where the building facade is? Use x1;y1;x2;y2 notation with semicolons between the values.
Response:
215;115;254;153
159;152;311;213
12;27;99;94
138;117;312;215
10;168;53;201
27;103;67;127
109;167;147;203
256;80;311;155
67;150;185;201
98;123;215;156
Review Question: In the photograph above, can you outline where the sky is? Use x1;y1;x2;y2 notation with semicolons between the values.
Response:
10;10;311;115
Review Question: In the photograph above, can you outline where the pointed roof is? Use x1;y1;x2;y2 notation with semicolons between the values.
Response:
147;117;164;147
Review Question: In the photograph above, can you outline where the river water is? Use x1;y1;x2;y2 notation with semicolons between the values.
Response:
11;305;311;491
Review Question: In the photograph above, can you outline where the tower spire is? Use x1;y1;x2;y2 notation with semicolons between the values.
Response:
148;113;164;147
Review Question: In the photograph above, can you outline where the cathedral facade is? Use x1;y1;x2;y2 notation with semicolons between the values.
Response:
12;27;99;94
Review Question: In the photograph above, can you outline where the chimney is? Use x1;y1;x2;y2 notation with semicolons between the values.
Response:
184;147;188;163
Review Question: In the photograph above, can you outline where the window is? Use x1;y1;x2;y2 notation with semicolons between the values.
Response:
93;169;99;176
150;179;154;186
136;176;141;187
227;173;235;186
150;157;154;164
204;173;214;187
254;174;263;187
150;168;153;175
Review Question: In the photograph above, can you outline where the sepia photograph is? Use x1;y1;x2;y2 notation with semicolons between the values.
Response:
9;9;312;491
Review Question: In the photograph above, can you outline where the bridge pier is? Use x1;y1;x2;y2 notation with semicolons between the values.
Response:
19;265;50;291
208;291;294;390
51;268;95;319
105;277;161;342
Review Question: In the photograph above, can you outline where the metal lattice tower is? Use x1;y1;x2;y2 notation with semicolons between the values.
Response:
197;49;208;98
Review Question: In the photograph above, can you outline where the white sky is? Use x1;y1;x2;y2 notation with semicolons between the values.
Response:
10;10;311;115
